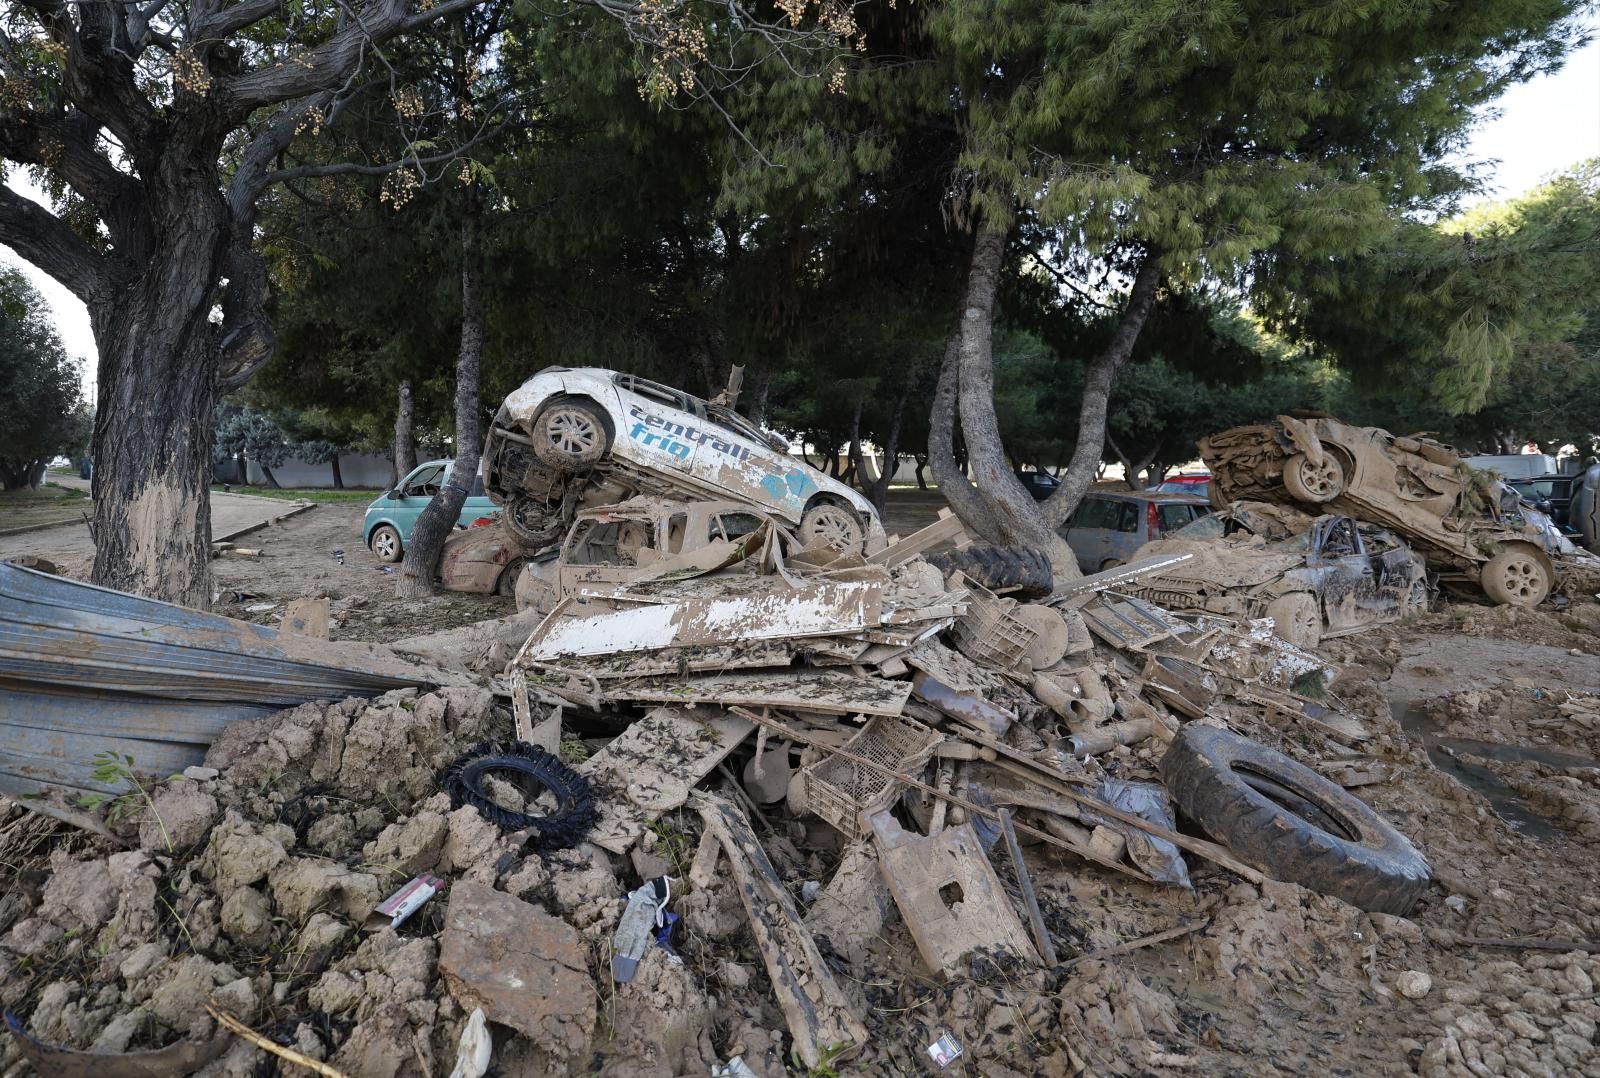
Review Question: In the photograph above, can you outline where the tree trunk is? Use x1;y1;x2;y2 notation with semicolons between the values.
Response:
867;384;910;515
744;368;771;426
258;461;280;488
330;453;344;489
1040;254;1164;528
914;454;928;490
27;460;46;489
394;379;417;485
397;196;484;598
950;224;1075;577
842;398;864;488
929;326;1000;538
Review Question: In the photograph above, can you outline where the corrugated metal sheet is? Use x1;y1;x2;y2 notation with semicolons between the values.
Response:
0;564;428;798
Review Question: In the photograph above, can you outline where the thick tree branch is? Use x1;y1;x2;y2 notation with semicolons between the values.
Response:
0;109;149;264
44;0;160;151
222;0;481;114
188;0;290;47
0;185;108;305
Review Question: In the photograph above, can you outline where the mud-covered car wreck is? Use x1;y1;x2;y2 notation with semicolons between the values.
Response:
1125;503;1428;648
479;367;886;555
1201;413;1599;606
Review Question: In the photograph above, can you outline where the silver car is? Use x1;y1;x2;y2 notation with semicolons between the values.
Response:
1060;490;1213;573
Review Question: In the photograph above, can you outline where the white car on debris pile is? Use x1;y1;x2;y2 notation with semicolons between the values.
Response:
481;367;886;554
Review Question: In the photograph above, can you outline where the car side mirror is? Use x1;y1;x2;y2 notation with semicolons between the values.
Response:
389;488;404;500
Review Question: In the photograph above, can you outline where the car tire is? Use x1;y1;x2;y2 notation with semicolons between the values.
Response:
531;398;610;472
1480;544;1551;606
503;497;559;545
1283;452;1345;503
442;741;596;850
369;524;403;563
497;557;527;597
928;543;1053;601
798;501;866;555
1161;725;1431;915
1264;592;1322;649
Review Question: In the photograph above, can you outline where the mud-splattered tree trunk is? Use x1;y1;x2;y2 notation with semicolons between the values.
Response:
394;379;418;487
397;198;484;598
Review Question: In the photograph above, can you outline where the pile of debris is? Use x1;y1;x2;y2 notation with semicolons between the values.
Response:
0;506;1439;1075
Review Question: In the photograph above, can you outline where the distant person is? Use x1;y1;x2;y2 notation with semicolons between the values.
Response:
78;455;91;480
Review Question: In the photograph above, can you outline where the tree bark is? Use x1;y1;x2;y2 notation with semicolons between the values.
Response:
1038;254;1163;528
88;177;229;606
397;193;483;598
394;378;417;486
330;453;344;489
258;462;280;488
928;326;1000;539
867;383;909;515
842;398;864;488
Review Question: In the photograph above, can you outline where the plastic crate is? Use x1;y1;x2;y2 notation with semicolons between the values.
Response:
949;577;1038;670
803;714;941;840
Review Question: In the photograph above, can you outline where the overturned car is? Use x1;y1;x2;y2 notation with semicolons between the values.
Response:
480;367;885;556
1201;413;1595;606
1125;504;1428;649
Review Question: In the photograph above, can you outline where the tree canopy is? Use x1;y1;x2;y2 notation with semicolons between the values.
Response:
0;268;87;489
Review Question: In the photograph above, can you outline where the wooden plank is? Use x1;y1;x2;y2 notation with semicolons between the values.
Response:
575;708;753;855
280;597;330;639
694;793;867;1068
596;670;912;717
526;582;882;660
870;811;1039;976
998;808;1057;967
867;508;966;567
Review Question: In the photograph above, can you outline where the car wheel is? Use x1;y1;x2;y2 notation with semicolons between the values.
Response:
1480;545;1551;606
1161;725;1430;915
1264;592;1321;649
531;399;610;472
503;497;557;545
370;524;403;563
497;557;527;597
1282;452;1345;503
799;502;865;555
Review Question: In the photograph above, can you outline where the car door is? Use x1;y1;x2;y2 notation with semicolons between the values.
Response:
1062;495;1115;572
1106;499;1143;565
698;405;817;520
1308;517;1382;632
393;462;447;539
615;375;703;479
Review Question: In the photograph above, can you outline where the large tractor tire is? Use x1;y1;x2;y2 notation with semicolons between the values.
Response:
928;543;1054;601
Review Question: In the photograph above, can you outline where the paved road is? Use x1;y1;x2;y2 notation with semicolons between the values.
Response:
0;483;307;573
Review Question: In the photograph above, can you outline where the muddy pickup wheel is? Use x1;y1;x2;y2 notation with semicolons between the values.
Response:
531;399;610;472
927;543;1054;601
369;524;403;563
1264;592;1322;649
1283;452;1345;503
1161;725;1431;915
1480;545;1551;606
799;502;866;554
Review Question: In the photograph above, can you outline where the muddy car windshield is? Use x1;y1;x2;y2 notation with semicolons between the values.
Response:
1171;515;1225;541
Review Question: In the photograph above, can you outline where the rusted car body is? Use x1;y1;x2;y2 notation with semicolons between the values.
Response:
513;497;779;615
1200;414;1586;606
437;522;528;595
1124;507;1428;648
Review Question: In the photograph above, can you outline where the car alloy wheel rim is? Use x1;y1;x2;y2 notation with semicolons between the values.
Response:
546;410;597;456
1502;559;1537;598
376;533;396;558
1304;459;1340;496
813;508;857;551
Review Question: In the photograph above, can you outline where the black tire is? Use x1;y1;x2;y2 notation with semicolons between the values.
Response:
442;741;596;850
928;543;1053;600
496;557;527;597
1161;726;1430;915
503;497;562;545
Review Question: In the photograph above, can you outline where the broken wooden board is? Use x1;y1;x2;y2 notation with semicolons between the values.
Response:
1081;596;1197;652
694;793;868;1067
280;597;330;639
1051;553;1196;605
869;811;1039;977
525;581;882;661
867;508;968;567
592;670;912;717
528;639;804;680
576;707;753;854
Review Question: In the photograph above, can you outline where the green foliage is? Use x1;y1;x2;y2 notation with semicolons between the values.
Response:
214;403;290;471
0;270;88;487
76;752;180;852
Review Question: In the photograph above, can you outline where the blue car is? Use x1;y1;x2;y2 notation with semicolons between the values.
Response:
363;460;501;562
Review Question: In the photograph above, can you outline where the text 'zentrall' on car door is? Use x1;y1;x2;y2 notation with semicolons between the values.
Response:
617;378;703;478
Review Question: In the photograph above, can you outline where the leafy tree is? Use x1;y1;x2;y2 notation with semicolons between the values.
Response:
922;0;1591;577
0;269;86;489
0;0;860;605
214;404;291;488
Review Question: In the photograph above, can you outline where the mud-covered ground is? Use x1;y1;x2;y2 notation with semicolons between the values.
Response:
5;500;1600;1075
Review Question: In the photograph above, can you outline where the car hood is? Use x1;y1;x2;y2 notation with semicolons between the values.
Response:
1131;539;1307;590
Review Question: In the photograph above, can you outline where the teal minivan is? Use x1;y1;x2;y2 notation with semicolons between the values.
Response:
363;460;502;562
